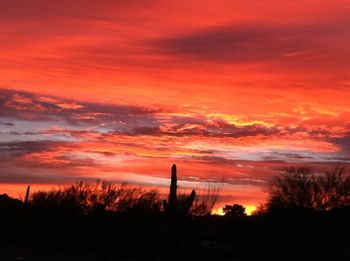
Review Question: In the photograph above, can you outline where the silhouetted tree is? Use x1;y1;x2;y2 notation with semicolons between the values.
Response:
223;204;246;217
267;165;350;211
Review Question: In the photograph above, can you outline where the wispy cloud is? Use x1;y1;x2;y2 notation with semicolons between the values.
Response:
1;88;349;191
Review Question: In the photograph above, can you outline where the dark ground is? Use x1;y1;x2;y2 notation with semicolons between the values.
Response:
1;194;350;261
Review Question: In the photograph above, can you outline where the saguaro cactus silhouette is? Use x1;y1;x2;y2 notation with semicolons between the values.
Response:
168;164;178;213
163;164;196;215
24;185;30;204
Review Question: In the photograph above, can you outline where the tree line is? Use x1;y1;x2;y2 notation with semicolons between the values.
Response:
15;164;350;217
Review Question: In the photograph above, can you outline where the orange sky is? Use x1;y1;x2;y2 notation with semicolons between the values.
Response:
1;0;350;210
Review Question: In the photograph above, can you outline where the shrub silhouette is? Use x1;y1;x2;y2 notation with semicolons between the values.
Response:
129;189;162;214
190;181;223;216
0;193;24;213
31;181;162;214
30;165;221;217
267;165;350;211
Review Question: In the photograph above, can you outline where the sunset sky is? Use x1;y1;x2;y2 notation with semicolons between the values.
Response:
1;0;350;211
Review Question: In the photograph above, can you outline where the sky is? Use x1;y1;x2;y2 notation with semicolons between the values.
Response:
1;0;350;211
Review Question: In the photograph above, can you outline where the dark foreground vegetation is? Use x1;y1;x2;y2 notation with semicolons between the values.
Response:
1;165;350;261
